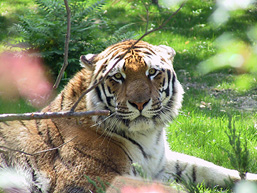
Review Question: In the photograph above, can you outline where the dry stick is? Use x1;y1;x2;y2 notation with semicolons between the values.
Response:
0;137;76;156
70;2;185;112
0;110;110;122
53;0;71;89
144;2;150;33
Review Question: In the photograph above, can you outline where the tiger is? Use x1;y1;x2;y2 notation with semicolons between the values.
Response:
0;40;256;192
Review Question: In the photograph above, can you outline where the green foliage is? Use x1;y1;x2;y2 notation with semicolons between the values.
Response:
10;0;104;78
0;98;36;113
223;117;250;180
132;162;149;179
9;0;135;81
174;174;231;193
85;175;109;193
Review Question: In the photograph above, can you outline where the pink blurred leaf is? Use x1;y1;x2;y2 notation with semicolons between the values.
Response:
0;51;53;107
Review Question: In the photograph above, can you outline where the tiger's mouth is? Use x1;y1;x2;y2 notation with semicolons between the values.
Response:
117;114;147;124
100;103;167;133
114;101;163;121
117;109;161;124
115;114;153;130
132;115;149;122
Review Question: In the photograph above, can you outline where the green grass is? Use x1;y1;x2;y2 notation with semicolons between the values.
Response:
168;113;257;171
0;0;37;51
1;0;257;192
0;98;36;114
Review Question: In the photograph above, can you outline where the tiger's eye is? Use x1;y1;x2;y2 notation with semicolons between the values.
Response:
149;68;156;75
114;73;122;80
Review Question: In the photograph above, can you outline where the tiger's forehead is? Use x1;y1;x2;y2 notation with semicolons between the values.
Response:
94;40;173;78
123;50;147;74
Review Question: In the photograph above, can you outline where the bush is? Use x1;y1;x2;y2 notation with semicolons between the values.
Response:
9;0;135;84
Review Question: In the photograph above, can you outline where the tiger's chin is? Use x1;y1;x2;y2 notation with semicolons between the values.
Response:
107;114;164;134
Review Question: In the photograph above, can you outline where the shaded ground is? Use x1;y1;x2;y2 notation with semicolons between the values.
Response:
178;70;257;112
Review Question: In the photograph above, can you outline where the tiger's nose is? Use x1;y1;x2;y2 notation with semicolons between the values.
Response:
128;100;150;111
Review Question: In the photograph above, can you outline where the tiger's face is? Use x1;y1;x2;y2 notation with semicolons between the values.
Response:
81;40;184;134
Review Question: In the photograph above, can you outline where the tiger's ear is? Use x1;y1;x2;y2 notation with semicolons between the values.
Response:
156;45;176;62
80;54;97;71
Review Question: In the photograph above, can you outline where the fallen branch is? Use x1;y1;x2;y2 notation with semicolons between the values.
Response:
70;2;185;112
0;137;76;156
0;110;110;122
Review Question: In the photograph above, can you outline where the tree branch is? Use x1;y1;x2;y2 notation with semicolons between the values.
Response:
144;2;150;33
53;0;71;89
70;2;185;112
0;110;110;122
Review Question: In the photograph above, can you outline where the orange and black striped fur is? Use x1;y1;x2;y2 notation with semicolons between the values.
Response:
0;40;256;192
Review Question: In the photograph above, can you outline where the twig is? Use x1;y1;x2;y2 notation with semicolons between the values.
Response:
0;110;110;122
53;0;71;89
144;2;150;33
0;137;76;156
70;2;185;112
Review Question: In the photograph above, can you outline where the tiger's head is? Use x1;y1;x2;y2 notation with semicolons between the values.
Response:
81;40;184;134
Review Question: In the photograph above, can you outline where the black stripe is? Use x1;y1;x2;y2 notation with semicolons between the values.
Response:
60;93;64;110
117;145;133;164
117;111;132;115
62;186;85;193
123;64;126;71
2;121;10;126
118;131;149;159
51;121;65;144
132;166;137;176
100;83;113;107
35;120;42;136
172;72;176;96
164;70;171;97
155;130;162;145
117;105;129;110
162;77;166;88
175;161;182;182
164;72;177;119
36;120;61;160
154;167;165;179
71;87;77;98
121;118;130;127
46;124;55;148
192;165;197;183
102;67;107;74
95;86;103;102
25;157;44;193
19;120;26;127
142;51;154;56
111;138;133;164
107;84;112;95
78;76;84;91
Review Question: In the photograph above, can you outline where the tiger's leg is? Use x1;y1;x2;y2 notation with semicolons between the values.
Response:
162;134;257;187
